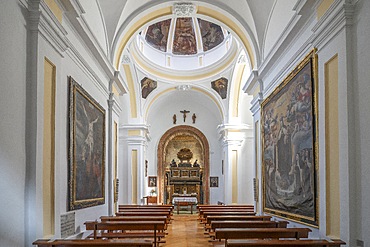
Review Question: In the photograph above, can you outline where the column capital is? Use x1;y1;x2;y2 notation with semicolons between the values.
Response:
120;123;151;144
217;123;252;147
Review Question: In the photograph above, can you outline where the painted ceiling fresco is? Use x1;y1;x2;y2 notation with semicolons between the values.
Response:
198;19;224;52
141;77;157;99
211;77;228;99
145;19;171;52
173;17;197;55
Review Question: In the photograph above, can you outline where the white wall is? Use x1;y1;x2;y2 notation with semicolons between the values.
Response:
146;89;224;204
0;1;28;246
251;1;369;246
0;1;119;246
353;0;370;245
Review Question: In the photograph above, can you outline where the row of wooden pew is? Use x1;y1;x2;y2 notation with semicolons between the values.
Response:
197;204;346;247
33;204;174;247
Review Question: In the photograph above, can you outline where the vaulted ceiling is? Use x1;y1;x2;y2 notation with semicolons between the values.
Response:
74;0;303;124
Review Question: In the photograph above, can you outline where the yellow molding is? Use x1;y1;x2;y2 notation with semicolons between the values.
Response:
123;64;138;118
232;64;245;117
44;0;63;23
317;0;334;20
128;130;141;136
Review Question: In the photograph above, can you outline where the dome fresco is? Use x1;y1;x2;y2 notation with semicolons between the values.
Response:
144;18;225;55
173;18;197;55
145;19;171;52
198;19;224;52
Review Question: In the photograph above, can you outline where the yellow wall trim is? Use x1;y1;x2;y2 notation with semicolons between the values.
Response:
325;54;340;238
44;0;63;23
128;130;141;136
232;64;245;117
317;0;335;20
123;64;138;118
131;150;138;204
232;150;238;203
43;57;56;236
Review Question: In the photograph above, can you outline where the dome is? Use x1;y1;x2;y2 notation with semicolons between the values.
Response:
135;17;234;71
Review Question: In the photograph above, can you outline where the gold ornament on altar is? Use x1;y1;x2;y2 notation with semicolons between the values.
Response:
177;148;193;163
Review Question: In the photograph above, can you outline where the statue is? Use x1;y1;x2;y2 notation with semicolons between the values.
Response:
193;159;199;167
173;114;177;124
192;113;196;124
180;110;190;122
170;159;177;167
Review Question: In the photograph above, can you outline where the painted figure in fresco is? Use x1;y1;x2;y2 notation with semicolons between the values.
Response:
192;113;196;124
173;114;177;124
193;159;199;167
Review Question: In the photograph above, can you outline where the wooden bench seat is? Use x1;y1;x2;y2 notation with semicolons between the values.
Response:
207;220;288;239
214;227;311;245
201;212;256;223
206;215;272;225
33;239;153;246
85;220;165;246
225;239;346;246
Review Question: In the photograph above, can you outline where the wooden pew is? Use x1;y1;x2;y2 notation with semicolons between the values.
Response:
211;220;288;231
199;209;255;222
215;228;311;246
197;204;254;209
202;211;256;223
118;208;173;215
204;216;272;232
207;220;288;239
206;215;272;225
33;239;153;247
85;220;165;246
100;215;169;229
119;205;174;210
225;239;346;246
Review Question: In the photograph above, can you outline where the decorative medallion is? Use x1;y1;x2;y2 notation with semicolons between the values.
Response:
173;2;196;17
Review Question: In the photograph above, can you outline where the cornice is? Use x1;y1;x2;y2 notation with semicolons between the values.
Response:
312;0;355;50
39;1;68;56
250;92;263;117
242;69;258;94
59;0;127;95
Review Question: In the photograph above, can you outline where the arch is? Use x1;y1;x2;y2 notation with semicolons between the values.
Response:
143;86;225;123
157;125;210;204
112;1;258;70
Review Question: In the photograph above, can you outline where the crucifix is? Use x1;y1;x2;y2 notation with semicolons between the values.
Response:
180;110;190;122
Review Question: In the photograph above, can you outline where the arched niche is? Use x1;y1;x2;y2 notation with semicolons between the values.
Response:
157;125;210;204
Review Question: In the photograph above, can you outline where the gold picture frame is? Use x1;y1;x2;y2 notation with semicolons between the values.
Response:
261;49;319;227
68;77;105;210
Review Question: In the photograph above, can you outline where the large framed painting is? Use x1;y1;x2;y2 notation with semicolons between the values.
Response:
68;77;105;210
261;49;318;226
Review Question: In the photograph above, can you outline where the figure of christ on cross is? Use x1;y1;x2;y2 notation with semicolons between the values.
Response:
180;110;190;122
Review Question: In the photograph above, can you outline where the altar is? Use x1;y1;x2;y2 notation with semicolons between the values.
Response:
163;148;204;205
172;194;197;214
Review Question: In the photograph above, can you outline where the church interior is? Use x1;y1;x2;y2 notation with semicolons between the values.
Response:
1;0;370;246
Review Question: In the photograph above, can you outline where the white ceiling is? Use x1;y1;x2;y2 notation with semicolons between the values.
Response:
74;0;303;124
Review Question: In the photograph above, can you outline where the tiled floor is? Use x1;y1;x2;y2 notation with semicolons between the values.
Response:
163;213;215;247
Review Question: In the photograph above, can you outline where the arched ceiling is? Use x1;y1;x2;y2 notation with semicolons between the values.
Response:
74;0;301;125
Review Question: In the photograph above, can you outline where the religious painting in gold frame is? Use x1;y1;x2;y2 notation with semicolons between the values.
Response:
261;49;319;227
68;77;105;210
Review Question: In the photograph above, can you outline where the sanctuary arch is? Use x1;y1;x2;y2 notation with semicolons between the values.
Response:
157;126;210;204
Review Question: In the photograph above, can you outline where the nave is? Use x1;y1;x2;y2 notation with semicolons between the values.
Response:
33;204;345;247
